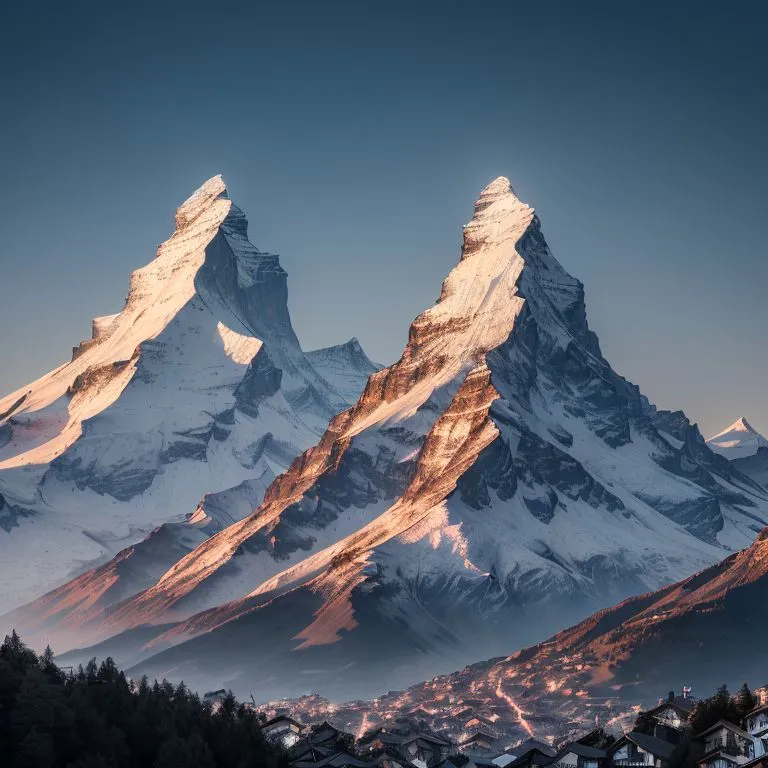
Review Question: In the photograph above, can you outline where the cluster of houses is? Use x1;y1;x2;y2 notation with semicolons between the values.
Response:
251;686;768;768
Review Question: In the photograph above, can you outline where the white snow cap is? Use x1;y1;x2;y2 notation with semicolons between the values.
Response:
479;175;516;199
707;417;768;459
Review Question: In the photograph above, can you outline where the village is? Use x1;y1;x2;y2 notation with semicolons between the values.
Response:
226;684;768;768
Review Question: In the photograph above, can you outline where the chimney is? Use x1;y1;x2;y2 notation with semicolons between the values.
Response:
668;691;675;702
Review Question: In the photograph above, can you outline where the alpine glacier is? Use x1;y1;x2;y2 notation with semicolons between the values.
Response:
11;176;768;703
0;176;374;614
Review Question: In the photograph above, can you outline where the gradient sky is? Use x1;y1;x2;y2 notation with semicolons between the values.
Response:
1;1;766;437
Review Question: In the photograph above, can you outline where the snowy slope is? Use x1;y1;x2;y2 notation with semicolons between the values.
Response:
707;417;768;459
0;176;371;614
305;339;381;403
280;524;768;743
10;178;768;701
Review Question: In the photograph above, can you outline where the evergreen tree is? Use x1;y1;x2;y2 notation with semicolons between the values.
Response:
735;683;756;716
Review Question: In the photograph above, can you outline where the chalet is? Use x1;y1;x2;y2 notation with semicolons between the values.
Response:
697;721;755;768
289;721;355;764
507;740;558;761
458;730;503;756
607;732;676;768
506;749;558;768
263;714;305;748
644;691;697;743
550;743;607;768
360;730;452;767
743;703;768;759
490;739;558;768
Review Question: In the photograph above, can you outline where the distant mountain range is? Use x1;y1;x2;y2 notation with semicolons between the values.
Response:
2;175;767;705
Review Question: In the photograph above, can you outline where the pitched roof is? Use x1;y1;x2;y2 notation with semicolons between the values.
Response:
507;750;556;768
647;701;695;718
616;732;676;760
697;720;752;741
745;703;768;720
509;740;557;759
555;743;607;760
263;714;304;729
460;731;499;745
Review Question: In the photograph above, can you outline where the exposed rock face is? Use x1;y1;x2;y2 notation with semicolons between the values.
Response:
0;176;373;614
273;525;768;744
18;177;768;703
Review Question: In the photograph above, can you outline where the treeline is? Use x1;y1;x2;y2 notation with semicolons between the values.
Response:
0;630;288;768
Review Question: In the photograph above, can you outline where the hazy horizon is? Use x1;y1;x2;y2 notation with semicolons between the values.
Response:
1;1;766;437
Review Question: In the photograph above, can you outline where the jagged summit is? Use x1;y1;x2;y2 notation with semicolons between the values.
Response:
707;416;768;459
18;175;768;703
479;175;516;200
174;174;227;230
0;175;366;613
304;338;381;403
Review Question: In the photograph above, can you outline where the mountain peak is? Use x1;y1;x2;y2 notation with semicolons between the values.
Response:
460;176;534;261
174;174;228;231
735;416;757;433
707;416;768;459
479;175;514;199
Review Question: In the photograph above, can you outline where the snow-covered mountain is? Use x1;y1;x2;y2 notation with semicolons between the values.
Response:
0;176;372;614
8;177;768;702
306;339;382;403
282;524;768;743
707;417;768;460
707;417;768;487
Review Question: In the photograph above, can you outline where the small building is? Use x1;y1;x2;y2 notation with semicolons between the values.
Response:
263;714;305;748
607;731;676;768
458;730;503;757
743;702;768;757
550;742;607;768
697;720;755;768
644;691;697;743
360;730;452;767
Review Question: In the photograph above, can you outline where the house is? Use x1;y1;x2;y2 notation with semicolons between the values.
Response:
550;742;607;768
644;691;697;743
743;702;768;759
506;749;558;768
458;730;503;756
607;731;677;768
697;721;755;768
360;730;452;767
263;714;305;748
288;721;355;765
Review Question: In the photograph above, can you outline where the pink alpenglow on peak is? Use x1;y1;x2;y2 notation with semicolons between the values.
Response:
707;417;768;460
0;174;372;616
12;175;768;705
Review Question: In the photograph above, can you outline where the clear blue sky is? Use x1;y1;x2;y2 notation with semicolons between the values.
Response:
1;1;766;437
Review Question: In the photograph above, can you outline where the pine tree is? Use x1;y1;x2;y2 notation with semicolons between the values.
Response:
735;683;756;716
